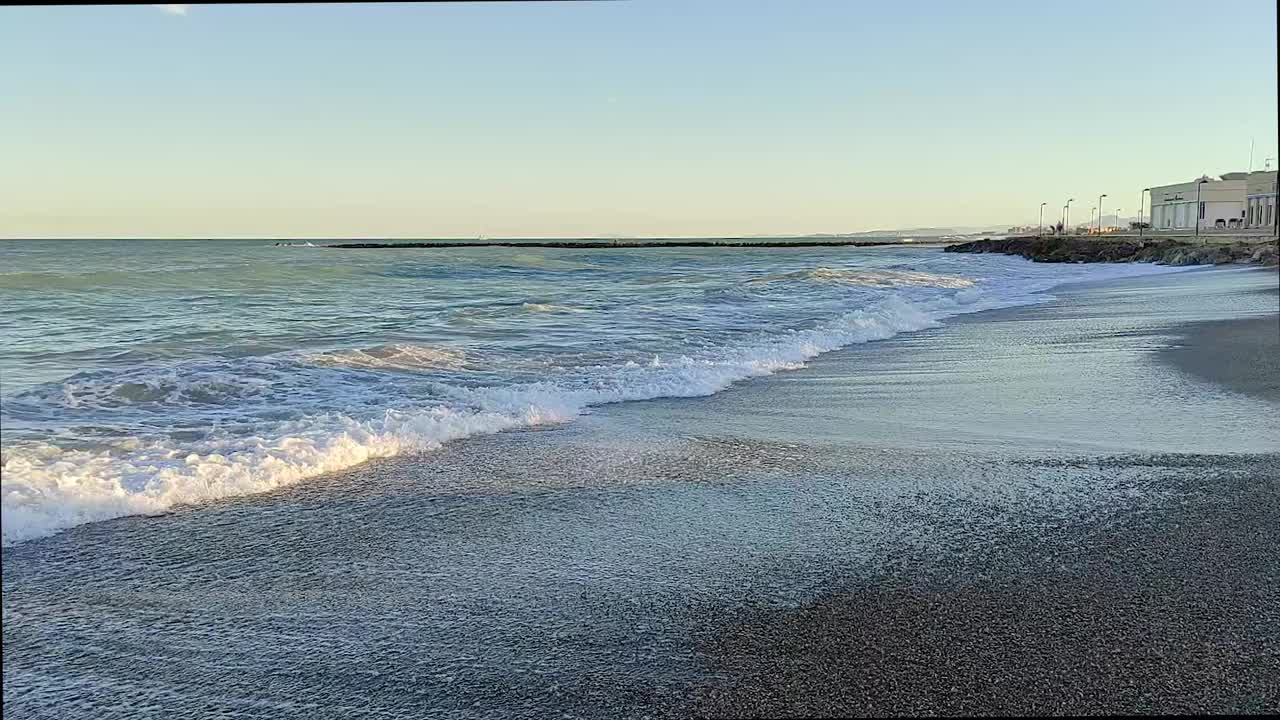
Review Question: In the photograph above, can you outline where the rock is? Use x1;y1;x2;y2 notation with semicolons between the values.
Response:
945;237;1279;268
1250;244;1279;266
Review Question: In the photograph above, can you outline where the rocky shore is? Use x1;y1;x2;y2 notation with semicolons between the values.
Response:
945;235;1279;266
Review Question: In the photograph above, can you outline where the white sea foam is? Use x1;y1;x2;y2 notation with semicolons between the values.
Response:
0;260;1194;546
2;297;936;544
520;302;585;314
308;344;470;371
750;267;977;289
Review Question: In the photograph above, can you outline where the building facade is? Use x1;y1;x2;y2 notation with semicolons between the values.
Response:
1148;176;1245;231
1244;170;1277;230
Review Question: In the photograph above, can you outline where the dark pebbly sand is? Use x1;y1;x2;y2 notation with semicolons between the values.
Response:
4;267;1277;720
683;284;1280;717
1159;297;1279;403
682;453;1279;717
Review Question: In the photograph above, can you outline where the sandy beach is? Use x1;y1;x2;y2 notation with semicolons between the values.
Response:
678;268;1280;716
1160;305;1279;403
3;264;1277;719
685;450;1279;716
6;3;1278;717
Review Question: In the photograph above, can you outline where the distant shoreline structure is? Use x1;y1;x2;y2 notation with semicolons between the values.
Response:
319;239;955;250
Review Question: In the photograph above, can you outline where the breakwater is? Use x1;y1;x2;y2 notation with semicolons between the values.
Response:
945;236;1278;267
323;239;922;249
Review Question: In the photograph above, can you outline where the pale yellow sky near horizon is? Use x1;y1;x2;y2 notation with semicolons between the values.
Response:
3;2;1276;239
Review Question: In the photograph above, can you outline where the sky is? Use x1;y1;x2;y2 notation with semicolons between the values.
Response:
2;0;1277;238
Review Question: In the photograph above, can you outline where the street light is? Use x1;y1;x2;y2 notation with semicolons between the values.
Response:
1195;177;1208;242
1265;161;1280;238
1114;208;1121;232
1139;188;1150;239
1097;194;1107;235
1038;202;1046;238
1090;208;1096;234
1066;198;1074;234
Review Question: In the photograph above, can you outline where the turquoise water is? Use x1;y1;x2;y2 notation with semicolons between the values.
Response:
0;240;1188;544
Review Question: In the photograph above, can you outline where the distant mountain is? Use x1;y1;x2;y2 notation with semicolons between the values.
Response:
850;227;1007;238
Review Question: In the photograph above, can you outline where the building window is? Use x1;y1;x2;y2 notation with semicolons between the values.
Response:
1199;202;1206;219
1267;202;1274;226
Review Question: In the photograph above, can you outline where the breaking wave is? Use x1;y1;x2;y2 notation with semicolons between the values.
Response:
2;296;939;545
0;256;1192;546
308;344;470;371
749;267;976;289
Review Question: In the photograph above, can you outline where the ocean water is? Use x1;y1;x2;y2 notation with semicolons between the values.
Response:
0;240;1190;545
4;251;1277;719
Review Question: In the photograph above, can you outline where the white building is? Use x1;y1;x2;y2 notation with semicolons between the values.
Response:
1148;175;1245;231
1244;170;1277;230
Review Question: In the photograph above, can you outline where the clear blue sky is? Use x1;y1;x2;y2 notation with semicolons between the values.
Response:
2;0;1276;238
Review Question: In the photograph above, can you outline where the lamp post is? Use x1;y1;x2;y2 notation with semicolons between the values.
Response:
1038;202;1046;238
1114;208;1121;232
1090;208;1096;234
1066;198;1074;234
1097;194;1107;235
1139;188;1149;239
1195;177;1207;242
1264;161;1280;238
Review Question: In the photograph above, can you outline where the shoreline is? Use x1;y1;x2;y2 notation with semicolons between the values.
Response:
4;260;1277;718
674;270;1280;716
1159;311;1280;403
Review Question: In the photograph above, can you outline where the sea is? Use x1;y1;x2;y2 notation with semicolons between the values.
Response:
0;239;1206;546
4;239;1279;719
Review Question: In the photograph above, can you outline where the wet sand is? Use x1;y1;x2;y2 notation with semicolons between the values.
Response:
680;272;1280;717
683;453;1280;717
1160;310;1279;403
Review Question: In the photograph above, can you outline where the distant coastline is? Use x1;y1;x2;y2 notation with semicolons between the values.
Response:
319;238;946;250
